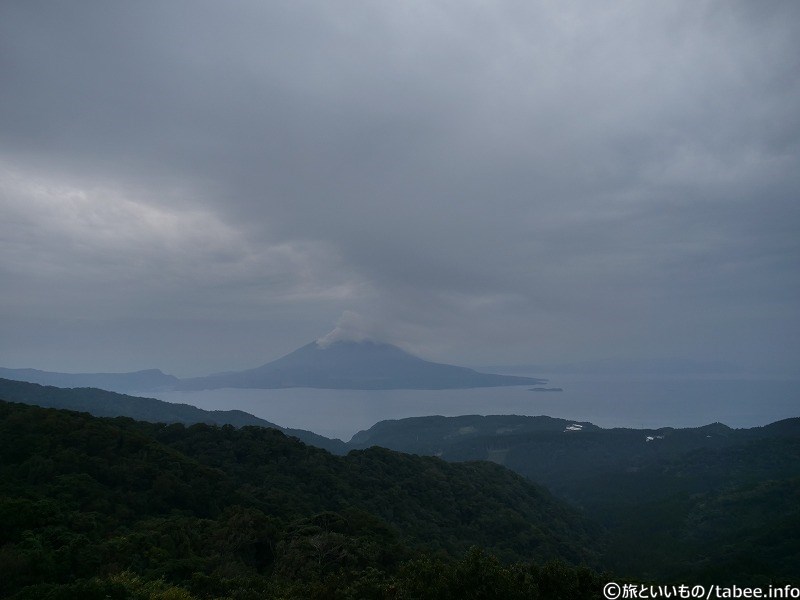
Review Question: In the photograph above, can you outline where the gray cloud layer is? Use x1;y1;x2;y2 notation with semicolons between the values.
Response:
1;1;798;375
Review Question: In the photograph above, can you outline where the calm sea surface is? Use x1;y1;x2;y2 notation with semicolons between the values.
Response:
152;376;800;442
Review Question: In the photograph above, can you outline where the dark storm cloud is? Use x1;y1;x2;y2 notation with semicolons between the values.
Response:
1;1;798;374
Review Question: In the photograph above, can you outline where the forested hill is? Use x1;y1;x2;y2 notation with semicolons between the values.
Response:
0;400;603;598
349;414;800;500
0;377;347;454
351;414;800;582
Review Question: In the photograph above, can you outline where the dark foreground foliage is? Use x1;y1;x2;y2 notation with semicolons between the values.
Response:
7;550;606;599
0;400;603;598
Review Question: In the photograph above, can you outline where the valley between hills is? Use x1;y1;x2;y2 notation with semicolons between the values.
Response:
1;374;798;598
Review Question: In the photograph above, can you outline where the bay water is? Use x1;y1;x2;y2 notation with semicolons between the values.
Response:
152;375;800;442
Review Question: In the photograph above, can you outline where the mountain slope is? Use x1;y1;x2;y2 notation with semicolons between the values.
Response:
179;340;545;390
0;377;347;454
0;366;179;393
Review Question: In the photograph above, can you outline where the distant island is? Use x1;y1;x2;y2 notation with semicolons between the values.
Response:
530;387;563;392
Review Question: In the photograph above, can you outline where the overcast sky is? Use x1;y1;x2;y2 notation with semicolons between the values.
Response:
1;1;798;377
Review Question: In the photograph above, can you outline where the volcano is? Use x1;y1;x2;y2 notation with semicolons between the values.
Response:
177;340;545;390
